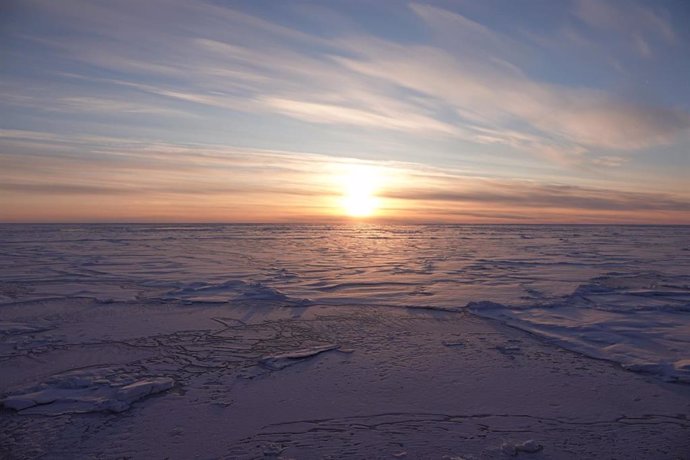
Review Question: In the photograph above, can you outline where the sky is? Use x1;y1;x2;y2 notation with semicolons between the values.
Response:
1;0;689;223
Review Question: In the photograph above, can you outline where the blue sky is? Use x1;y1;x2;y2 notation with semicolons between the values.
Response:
1;0;689;222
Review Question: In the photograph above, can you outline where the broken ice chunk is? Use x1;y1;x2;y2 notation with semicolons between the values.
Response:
260;344;339;370
500;439;543;456
116;378;175;402
2;371;175;415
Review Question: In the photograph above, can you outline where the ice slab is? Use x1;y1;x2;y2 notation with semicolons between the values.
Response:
259;344;340;370
2;367;174;415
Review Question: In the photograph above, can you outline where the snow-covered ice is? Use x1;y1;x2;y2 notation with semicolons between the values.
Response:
2;368;174;415
0;224;688;458
469;272;690;382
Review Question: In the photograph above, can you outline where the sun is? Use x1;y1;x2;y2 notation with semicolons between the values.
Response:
339;165;381;218
342;188;377;217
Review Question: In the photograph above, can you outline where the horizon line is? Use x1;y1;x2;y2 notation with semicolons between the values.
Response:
1;221;689;227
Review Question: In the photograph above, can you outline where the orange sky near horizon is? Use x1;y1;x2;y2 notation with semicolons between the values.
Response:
1;135;688;224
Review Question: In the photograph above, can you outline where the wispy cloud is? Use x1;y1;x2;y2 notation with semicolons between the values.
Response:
1;131;688;223
574;0;676;58
335;3;689;152
385;182;690;212
4;0;687;167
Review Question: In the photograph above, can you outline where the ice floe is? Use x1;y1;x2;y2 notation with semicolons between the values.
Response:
2;367;174;415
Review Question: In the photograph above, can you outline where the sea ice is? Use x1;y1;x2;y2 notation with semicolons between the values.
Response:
2;368;174;415
1;225;689;458
259;344;340;370
468;273;690;382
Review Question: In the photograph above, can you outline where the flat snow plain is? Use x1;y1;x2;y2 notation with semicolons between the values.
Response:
1;224;689;458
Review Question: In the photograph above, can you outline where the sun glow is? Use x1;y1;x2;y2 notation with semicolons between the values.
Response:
339;164;381;218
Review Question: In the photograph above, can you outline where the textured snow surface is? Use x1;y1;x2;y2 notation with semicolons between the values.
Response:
1;224;689;458
469;272;690;382
1;224;688;382
2;302;689;458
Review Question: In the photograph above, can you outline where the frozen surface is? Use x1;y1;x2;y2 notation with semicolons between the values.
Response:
2;366;174;415
0;224;689;457
1;224;688;381
469;271;690;382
